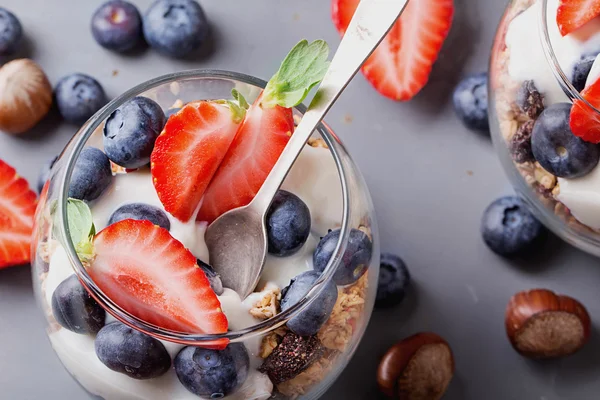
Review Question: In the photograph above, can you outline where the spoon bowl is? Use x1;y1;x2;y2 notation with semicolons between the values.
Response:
204;204;266;298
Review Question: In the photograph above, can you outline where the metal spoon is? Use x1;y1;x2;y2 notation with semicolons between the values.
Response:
206;0;409;298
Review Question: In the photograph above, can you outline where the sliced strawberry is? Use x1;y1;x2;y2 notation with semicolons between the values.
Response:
0;160;37;269
196;94;294;223
151;101;242;221
570;78;600;142
332;0;454;100
89;219;229;339
557;0;600;36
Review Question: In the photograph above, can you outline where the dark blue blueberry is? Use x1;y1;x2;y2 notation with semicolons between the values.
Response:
0;8;22;56
531;103;600;178
51;275;106;334
481;196;545;256
91;0;142;52
108;203;170;230
143;0;209;59
69;147;112;201
175;343;249;398
452;72;489;132
376;253;410;309
103;96;165;169
37;155;58;193
95;322;171;379
165;107;181;118
55;73;108;123
280;271;338;336
266;190;311;257
572;53;598;92
313;228;372;285
197;259;224;296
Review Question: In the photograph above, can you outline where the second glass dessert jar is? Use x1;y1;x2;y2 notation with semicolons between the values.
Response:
31;70;380;400
490;0;600;256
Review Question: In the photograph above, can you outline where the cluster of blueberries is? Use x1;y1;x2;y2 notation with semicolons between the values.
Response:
0;0;211;133
0;0;210;59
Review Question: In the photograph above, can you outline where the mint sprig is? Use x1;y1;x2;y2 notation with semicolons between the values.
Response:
261;39;330;109
66;199;96;264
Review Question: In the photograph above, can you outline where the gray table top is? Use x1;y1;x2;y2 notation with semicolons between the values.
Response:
1;0;599;399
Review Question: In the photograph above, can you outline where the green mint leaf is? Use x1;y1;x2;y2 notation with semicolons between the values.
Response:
66;198;95;261
262;39;330;109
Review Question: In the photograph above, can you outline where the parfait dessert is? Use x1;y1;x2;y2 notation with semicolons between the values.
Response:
491;0;600;246
32;40;379;400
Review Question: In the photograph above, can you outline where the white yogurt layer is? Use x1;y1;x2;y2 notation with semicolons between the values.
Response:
506;0;600;105
505;0;600;228
45;143;343;399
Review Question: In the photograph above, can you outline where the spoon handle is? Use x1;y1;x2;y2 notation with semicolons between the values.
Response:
250;0;409;212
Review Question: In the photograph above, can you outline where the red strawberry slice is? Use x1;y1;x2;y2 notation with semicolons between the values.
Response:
332;0;454;100
0;160;37;269
88;219;229;340
151;101;241;221
557;0;600;36
196;94;294;223
570;78;600;142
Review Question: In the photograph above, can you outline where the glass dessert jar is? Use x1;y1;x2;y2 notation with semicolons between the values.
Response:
490;0;600;256
31;70;380;400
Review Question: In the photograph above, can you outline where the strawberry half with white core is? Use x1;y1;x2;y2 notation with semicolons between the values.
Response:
570;77;600;143
557;0;600;36
69;201;228;338
332;0;454;100
197;40;330;223
0;160;37;268
151;95;247;222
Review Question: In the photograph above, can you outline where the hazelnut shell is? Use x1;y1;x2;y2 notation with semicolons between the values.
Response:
505;289;591;359
377;332;454;400
0;59;52;135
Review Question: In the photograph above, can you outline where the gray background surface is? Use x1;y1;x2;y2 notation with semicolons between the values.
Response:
1;0;599;399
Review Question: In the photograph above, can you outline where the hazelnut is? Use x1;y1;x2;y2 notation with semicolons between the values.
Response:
0;59;52;135
505;289;591;359
377;332;454;400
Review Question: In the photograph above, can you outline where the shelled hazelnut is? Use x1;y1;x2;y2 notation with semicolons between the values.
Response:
377;332;454;400
0;59;52;135
505;289;591;359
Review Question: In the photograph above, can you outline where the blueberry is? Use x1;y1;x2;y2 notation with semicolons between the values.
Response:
95;322;171;379
452;72;489;131
55;73;108;123
37;155;58;193
376;253;410;309
51;275;106;334
572;53;598;92
103;96;165;169
313;228;373;285
197;259;224;295
531;103;600;178
280;271;338;336
481;196;545;256
108;203;170;230
91;0;142;52
69;147;112;201
175;343;249;398
143;0;209;59
0;8;22;55
266;190;311;257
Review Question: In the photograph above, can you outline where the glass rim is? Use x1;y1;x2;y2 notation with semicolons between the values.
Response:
539;0;600;113
55;69;354;344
